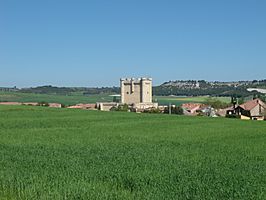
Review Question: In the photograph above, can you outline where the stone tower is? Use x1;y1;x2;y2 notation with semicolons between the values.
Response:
120;78;152;104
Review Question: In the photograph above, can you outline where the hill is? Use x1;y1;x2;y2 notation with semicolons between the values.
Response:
154;79;266;97
0;106;265;199
19;85;119;95
154;84;245;96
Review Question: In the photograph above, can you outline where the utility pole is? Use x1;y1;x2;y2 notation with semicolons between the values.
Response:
169;103;171;115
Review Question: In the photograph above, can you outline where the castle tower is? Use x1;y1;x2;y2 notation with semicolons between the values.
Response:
120;78;152;104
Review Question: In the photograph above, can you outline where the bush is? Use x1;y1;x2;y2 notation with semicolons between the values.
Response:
37;102;49;107
164;106;184;115
143;108;161;114
110;104;129;112
205;98;231;109
173;106;184;115
225;114;240;119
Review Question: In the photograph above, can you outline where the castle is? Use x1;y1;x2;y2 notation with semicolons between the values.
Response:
97;77;158;111
120;77;158;110
120;78;152;104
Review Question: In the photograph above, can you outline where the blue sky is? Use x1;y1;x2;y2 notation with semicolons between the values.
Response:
0;0;265;87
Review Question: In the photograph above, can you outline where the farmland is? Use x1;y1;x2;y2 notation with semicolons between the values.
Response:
0;106;265;199
0;91;113;106
0;91;230;106
154;95;231;106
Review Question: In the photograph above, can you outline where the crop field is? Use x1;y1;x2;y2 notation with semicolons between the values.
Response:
0;91;230;107
0;106;265;199
0;91;113;106
154;95;231;106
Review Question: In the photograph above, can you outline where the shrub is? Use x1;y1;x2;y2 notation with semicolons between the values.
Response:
37;102;49;107
110;104;129;112
225;114;240;119
173;106;184;115
205;98;231;109
164;106;184;115
143;108;161;114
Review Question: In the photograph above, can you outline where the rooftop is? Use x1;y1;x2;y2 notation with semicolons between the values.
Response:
238;98;266;111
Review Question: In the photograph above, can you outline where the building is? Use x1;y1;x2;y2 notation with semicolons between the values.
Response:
224;98;266;120
96;77;158;111
234;98;265;120
217;106;234;117
120;78;152;104
96;102;119;111
120;77;158;109
181;103;218;117
68;103;96;110
49;103;62;108
181;103;203;115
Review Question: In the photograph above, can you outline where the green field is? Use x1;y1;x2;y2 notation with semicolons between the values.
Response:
0;106;265;199
154;95;231;106
0;91;113;106
0;91;230;106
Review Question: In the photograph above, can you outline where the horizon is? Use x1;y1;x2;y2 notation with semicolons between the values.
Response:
1;78;266;89
1;0;266;88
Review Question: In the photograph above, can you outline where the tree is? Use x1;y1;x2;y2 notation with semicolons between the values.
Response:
164;106;184;115
238;97;245;105
205;98;231;109
172;106;184;115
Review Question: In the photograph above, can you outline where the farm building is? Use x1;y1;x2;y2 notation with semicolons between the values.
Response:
226;98;266;120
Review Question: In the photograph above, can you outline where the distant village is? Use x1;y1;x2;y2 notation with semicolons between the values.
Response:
0;78;265;121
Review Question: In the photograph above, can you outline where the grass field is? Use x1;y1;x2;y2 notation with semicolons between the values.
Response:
0;106;265;199
154;95;231;106
0;91;113;106
0;91;230;106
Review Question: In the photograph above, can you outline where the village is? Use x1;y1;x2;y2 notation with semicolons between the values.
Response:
0;77;265;121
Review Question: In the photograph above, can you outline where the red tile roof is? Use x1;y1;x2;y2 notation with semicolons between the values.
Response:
239;98;266;111
181;103;205;110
